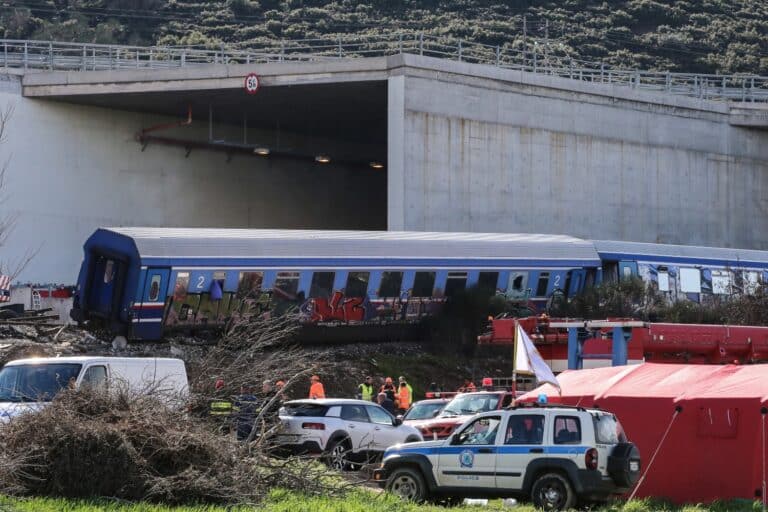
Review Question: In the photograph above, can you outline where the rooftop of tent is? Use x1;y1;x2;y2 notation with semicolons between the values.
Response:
523;363;768;403
84;227;602;265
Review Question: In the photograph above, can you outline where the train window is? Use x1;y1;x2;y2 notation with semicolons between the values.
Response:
148;275;161;302
173;272;190;300
744;271;760;294
535;272;550;297
104;260;115;284
274;272;300;301
507;272;528;298
444;272;468;297
712;270;732;295
379;271;403;297
478;272;499;293
680;268;702;293
310;272;335;298
237;272;263;299
412;272;436;297
345;272;370;297
658;271;670;292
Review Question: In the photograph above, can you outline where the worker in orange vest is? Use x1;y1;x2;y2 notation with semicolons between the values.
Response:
397;381;411;414
309;374;325;399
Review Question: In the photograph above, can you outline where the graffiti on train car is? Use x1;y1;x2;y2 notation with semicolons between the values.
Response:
307;291;371;322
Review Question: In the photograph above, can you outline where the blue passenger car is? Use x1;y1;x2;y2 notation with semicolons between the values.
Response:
595;240;768;302
70;228;602;341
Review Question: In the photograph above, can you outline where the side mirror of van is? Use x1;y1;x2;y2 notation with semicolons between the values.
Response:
393;417;403;426
432;409;441;417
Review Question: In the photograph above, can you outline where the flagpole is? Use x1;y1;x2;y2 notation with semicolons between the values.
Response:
512;319;518;402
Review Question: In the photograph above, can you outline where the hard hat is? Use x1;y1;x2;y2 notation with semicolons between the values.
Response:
482;377;493;387
537;394;548;404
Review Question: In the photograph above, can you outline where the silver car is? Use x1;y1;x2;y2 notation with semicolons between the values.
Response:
278;398;423;470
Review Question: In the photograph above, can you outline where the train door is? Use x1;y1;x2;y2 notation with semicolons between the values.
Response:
87;254;124;320
567;270;586;297
132;267;170;339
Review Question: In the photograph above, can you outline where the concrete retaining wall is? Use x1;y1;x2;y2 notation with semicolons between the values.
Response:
388;58;768;250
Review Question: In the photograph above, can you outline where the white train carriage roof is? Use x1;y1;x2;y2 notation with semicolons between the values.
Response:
100;227;601;265
594;239;768;267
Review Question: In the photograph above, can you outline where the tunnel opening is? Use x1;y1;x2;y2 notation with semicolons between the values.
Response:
58;79;389;231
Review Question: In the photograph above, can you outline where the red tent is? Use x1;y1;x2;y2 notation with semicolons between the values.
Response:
520;363;768;504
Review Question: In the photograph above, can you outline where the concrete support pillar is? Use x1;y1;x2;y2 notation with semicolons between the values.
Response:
387;74;406;230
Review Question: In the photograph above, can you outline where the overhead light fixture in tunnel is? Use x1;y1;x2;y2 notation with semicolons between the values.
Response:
315;155;331;164
369;162;385;169
253;147;270;156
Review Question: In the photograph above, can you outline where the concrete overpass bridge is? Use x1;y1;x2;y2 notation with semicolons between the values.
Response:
3;36;768;283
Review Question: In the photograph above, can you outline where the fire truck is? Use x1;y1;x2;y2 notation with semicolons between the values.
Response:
478;315;768;370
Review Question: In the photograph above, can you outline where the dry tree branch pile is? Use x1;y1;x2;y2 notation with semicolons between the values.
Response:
0;311;352;505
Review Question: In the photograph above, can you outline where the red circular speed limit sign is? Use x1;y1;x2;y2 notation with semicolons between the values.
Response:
244;73;260;95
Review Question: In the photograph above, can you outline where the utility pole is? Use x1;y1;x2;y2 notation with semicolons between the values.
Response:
522;16;527;66
544;19;549;72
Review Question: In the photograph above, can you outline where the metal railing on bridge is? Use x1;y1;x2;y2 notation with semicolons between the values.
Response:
3;35;768;102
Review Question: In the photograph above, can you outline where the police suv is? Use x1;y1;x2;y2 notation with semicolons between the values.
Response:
373;404;641;510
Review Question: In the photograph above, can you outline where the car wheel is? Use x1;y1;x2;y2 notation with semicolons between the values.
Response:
531;472;576;511
386;467;428;502
324;439;351;472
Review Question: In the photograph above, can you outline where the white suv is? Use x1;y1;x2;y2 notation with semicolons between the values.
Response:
374;404;641;510
277;399;423;470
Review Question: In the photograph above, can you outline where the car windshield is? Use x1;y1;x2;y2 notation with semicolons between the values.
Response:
0;363;83;402
442;394;500;416
404;401;446;420
593;413;628;444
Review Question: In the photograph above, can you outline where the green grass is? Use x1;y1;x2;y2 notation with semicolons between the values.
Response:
0;492;762;512
0;496;245;511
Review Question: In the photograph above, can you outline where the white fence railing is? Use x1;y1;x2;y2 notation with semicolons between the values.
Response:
3;35;768;102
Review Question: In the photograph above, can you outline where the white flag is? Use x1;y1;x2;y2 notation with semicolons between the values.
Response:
514;323;561;392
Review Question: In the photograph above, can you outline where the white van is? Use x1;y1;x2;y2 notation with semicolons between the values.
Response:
0;356;189;420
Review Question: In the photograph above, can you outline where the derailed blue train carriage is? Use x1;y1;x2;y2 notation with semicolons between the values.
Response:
595;240;768;300
70;228;601;340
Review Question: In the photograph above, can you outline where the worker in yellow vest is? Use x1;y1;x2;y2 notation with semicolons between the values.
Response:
357;376;375;401
209;378;233;434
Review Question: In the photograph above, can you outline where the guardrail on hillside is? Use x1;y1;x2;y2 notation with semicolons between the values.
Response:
3;35;768;102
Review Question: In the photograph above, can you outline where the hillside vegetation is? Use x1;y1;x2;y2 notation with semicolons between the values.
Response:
2;1;768;74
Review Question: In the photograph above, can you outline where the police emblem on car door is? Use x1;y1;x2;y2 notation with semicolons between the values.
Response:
437;415;501;488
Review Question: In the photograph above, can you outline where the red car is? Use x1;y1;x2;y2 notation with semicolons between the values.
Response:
400;398;451;431
415;391;517;440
